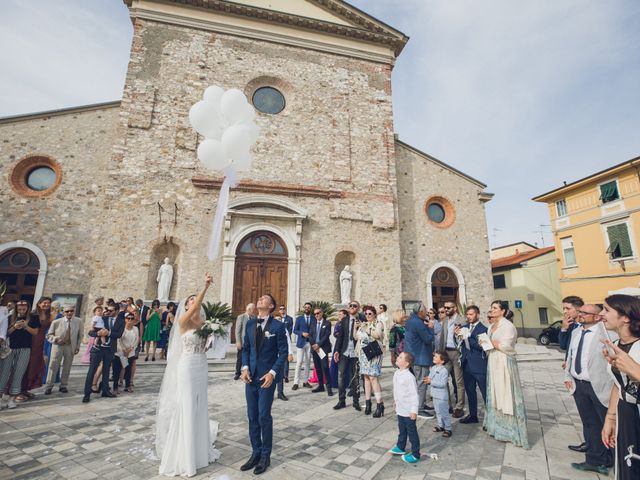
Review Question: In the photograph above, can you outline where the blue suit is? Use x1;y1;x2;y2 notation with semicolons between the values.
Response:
403;313;434;366
293;314;311;348
242;315;288;457
559;321;579;351
460;321;488;419
429;365;452;430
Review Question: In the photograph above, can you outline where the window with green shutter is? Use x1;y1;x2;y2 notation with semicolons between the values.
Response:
600;180;620;204
606;223;633;259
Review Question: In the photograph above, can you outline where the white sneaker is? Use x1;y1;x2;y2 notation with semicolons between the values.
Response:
7;397;17;409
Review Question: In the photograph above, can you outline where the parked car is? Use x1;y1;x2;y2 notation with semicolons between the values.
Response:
538;320;563;345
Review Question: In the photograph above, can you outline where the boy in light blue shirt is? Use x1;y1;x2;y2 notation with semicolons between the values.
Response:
425;351;452;437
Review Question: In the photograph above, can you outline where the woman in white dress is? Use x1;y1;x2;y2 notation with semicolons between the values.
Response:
156;273;221;477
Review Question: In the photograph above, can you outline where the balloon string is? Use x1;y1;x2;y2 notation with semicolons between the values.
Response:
207;167;239;260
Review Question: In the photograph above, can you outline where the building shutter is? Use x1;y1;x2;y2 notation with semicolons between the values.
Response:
600;181;619;203
607;223;633;258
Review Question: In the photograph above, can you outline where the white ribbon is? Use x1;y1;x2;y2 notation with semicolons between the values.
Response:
207;167;240;260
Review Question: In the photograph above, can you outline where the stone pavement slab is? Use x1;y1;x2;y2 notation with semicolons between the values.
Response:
0;346;611;479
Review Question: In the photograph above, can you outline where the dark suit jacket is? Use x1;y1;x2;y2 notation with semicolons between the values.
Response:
293;314;312;348
559;321;580;350
89;313;125;352
242;315;288;382
460;321;488;375
309;318;332;354
140;305;150;325
333;316;358;356
282;315;293;336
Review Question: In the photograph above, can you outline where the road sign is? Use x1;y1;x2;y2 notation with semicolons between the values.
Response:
515;300;523;309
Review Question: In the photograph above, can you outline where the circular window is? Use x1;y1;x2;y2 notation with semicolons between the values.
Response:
252;87;285;114
10;251;30;268
425;196;456;229
26;167;56;191
9;155;62;198
427;203;446;223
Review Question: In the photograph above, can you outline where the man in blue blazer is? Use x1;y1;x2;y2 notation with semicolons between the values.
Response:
309;307;334;396
240;294;288;475
455;305;488;424
403;302;435;418
292;302;313;390
278;305;294;382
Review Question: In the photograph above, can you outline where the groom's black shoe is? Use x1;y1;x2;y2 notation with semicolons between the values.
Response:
254;456;270;475
240;453;261;471
311;387;325;393
277;393;289;401
333;400;346;410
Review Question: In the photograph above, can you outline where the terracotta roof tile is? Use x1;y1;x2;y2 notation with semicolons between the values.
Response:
491;246;555;269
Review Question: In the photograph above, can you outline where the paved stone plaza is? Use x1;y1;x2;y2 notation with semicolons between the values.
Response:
0;345;610;480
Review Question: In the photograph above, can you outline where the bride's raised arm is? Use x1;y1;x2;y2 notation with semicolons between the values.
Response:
178;273;212;329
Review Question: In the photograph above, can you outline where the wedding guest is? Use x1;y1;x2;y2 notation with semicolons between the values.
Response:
378;303;389;352
42;300;62;385
559;295;584;351
0;301;39;409
455;305;488;424
158;302;175;360
601;294;640;480
235;304;254;380
429;308;442;352
329;311;344;390
563;303;613;475
82;304;124;402
143;299;161;361
357;305;385;417
135;298;148;344
20;296;52;401
388;310;407;368
425;351;452;438
278;305;293;382
333;305;361;410
112;312;139;394
276;315;294;401
439;302;465;418
403;302;435;419
292;302;313;390
82;306;103;364
309;307;333;396
44;305;83;394
389;351;420;464
481;301;529;448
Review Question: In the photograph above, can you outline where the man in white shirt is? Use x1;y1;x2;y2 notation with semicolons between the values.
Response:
439;302;465;418
564;304;614;475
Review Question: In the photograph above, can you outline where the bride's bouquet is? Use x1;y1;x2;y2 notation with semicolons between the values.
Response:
194;301;234;339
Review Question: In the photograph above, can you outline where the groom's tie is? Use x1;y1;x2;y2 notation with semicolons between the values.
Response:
256;318;265;350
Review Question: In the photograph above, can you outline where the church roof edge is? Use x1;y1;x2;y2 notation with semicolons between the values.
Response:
0;101;122;125
395;138;488;190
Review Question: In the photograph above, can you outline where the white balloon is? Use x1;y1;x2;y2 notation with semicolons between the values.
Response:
220;88;250;125
189;100;221;138
197;139;231;171
243;121;260;144
203;85;224;106
221;124;252;160
233;151;253;172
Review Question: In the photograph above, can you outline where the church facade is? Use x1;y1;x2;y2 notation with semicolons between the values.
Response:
0;0;494;325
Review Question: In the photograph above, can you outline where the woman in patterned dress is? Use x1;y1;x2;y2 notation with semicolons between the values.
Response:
356;305;385;418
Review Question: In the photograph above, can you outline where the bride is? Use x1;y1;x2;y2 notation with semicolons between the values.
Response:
156;273;221;476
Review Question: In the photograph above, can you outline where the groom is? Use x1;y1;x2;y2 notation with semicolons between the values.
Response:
240;294;288;475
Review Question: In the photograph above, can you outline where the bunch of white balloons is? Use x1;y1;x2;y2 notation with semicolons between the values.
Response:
189;86;259;173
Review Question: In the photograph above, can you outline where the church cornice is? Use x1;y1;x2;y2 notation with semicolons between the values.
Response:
124;0;408;61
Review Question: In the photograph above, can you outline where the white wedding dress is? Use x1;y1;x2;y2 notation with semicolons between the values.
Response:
157;326;221;477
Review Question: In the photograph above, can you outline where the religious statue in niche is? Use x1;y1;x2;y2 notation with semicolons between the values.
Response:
156;257;174;301
339;265;353;305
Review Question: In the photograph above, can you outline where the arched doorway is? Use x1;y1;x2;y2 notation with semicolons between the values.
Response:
431;267;459;309
232;230;288;342
0;248;40;304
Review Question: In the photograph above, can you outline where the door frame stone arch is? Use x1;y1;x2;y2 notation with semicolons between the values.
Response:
426;261;466;308
0;240;47;307
221;222;301;314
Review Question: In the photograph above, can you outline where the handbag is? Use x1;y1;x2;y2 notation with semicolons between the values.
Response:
362;340;382;360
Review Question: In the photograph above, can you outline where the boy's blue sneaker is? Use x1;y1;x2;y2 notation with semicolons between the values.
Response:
388;446;406;455
402;453;420;464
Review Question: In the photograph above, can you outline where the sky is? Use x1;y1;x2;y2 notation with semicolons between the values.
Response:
1;0;639;248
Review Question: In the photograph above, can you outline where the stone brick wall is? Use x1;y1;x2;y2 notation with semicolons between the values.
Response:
0;105;120;316
396;142;494;310
87;18;403;308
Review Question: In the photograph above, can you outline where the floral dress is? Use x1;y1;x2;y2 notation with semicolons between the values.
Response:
357;320;384;377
